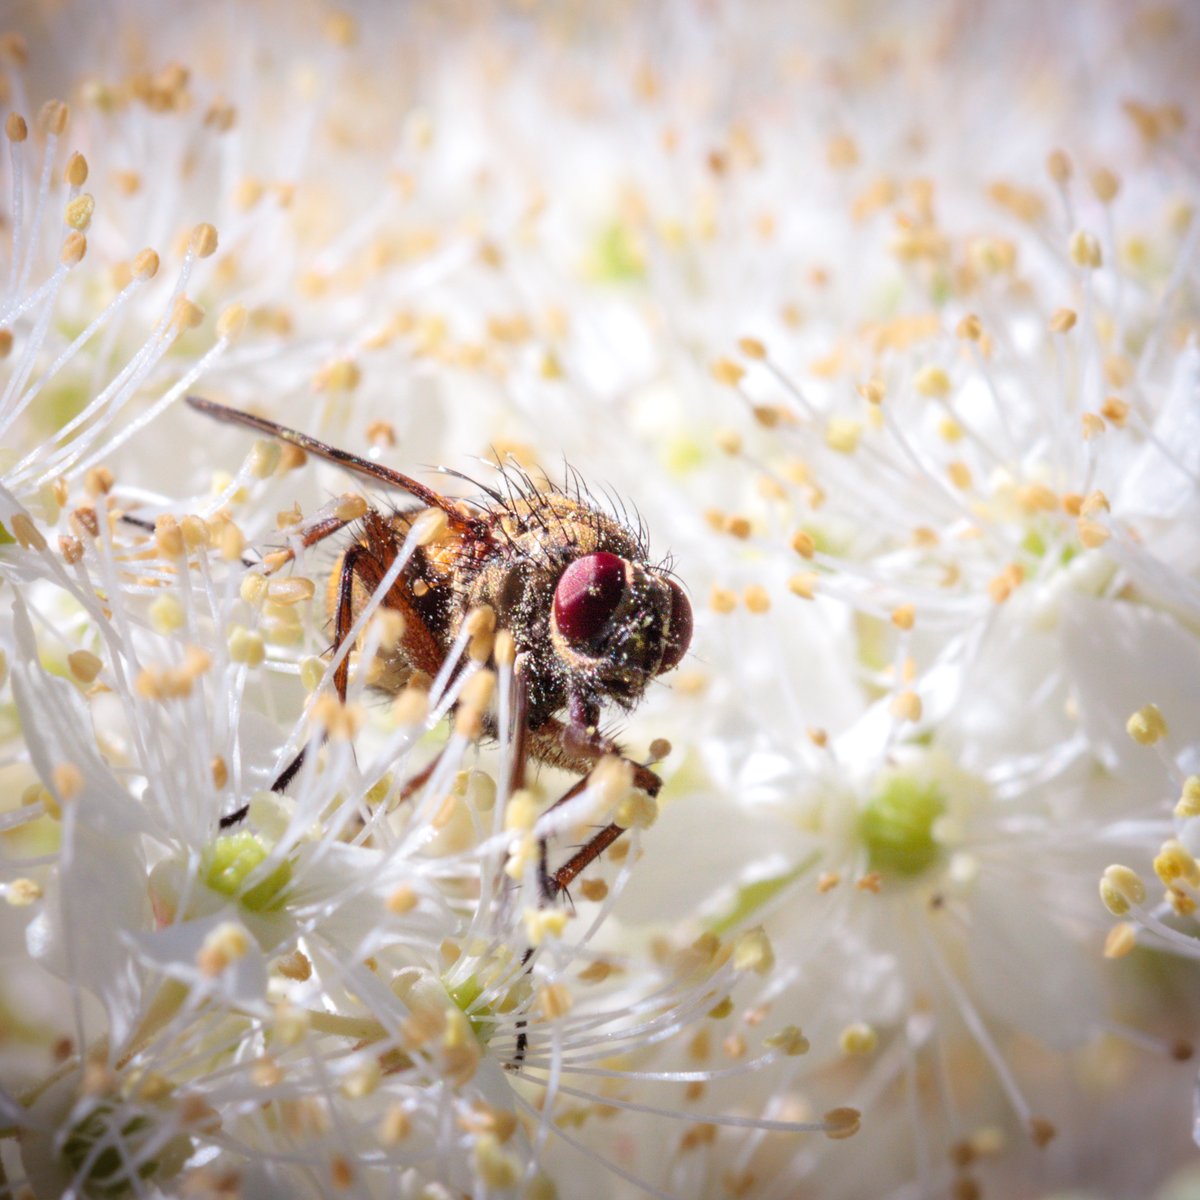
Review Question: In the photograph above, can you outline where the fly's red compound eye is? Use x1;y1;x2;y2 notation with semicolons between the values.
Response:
658;578;692;673
553;552;627;646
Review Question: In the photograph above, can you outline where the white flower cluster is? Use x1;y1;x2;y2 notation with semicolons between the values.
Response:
0;2;1198;1198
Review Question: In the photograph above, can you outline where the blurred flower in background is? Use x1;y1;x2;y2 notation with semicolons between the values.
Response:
1;1;1198;1198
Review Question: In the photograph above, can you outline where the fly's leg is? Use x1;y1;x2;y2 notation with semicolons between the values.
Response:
525;712;661;901
220;534;440;824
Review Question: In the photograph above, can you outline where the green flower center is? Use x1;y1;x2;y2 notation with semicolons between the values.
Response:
859;774;945;877
61;1107;183;1197
200;832;291;911
447;974;495;1045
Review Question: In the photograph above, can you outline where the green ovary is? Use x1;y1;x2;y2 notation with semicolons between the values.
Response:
859;774;945;877
201;832;291;911
61;1108;190;1197
447;974;494;1045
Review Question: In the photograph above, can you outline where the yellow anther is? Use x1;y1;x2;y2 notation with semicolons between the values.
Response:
733;927;775;975
987;563;1024;604
197;922;250;975
1081;413;1106;440
67;650;102;683
378;1105;412;1145
52;762;84;804
40;99;69;135
11;512;47;551
190;223;219;258
710;585;738;613
1028;1117;1057;1148
946;461;972;490
615;791;658;830
790;529;816;558
330;1157;354;1190
474;1134;521;1190
826;132;859;169
340;1060;381;1100
393;685;429;726
1090;167;1120;203
1175;777;1200;819
1099;865;1146;915
310;695;364;740
276;950;312;981
1153;839;1199;887
133;248;160;280
228;626;266;667
765;1025;809;1056
460;668;496;712
387;885;418;914
839;1022;878;1056
1077;518;1110;548
825;418;862;453
787;572;817;600
1126;704;1167;745
711;358;746;387
169;297;205;333
335;493;369;523
1103;922;1137;958
1046;149;1072;185
5;879;42;906
323;9;358;45
579;878;608;902
1100;396;1129;426
1069;229;1102;269
523;907;568;946
266;577;315;605
1048;308;1077;334
58;534;82;564
956;313;982;340
1016;482;1058;512
537;981;573;1020
0;32;28;65
313;357;361;392
5;112;28;142
715;428;743;455
824;1107;862;1140
65;193;94;231
217;304;247;340
743;584;770;613
60;232;87;267
149;594;185;634
249;440;281;479
505;790;538;834
914;365;951;398
737;336;767;359
891;604;916;630
411;509;448;546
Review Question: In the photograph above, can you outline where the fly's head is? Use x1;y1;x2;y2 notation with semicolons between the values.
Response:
548;550;692;709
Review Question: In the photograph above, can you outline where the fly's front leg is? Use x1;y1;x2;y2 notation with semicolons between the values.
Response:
222;540;439;823
272;541;384;795
526;709;662;900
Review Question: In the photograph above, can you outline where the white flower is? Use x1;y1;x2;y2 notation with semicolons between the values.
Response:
1;3;1199;1199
